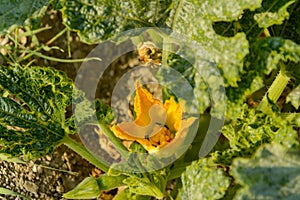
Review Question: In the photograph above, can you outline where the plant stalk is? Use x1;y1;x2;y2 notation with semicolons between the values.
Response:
98;123;129;158
46;28;67;45
61;135;109;172
22;50;102;63
258;70;290;113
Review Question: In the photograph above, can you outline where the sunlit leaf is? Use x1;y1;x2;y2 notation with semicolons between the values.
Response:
254;0;296;28
0;65;73;159
60;0;173;44
212;105;298;166
287;85;300;109
63;177;101;199
167;0;262;86
180;158;230;200
231;143;300;199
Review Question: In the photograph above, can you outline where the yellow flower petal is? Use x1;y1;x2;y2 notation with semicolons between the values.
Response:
110;81;194;153
134;82;162;126
164;97;182;133
111;124;153;150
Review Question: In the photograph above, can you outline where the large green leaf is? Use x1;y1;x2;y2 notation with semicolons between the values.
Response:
164;0;263;119
180;158;230;200
270;0;300;44
0;65;73;159
0;0;50;32
60;0;173;44
231;143;300;199
212;105;298;166
226;37;300;119
224;106;298;150
60;0;259;85
167;0;262;87
123;170;168;199
254;0;296;28
165;0;299;119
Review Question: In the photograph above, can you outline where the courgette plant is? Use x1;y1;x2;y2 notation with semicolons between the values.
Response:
0;0;300;199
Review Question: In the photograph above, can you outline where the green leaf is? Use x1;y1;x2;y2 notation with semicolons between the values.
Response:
0;0;50;32
0;65;73;159
124;176;164;199
63;177;101;199
60;0;173;44
226;37;300;119
124;170;169;199
180;158;230;200
0;153;25;164
212;105;298;166
254;0;296;28
63;174;127;199
156;41;226;118
270;1;300;44
0;187;29;199
73;91;115;127
113;189;129;200
95;99;114;124
231;143;300;199
251;37;298;76
167;0;261;86
114;188;151;200
96;174;127;190
166;52;196;87
287;84;300;109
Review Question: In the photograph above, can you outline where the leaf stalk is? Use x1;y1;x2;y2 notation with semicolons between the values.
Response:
61;135;109;172
258;69;290;113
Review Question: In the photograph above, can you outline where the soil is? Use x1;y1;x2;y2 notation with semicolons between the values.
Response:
0;145;94;200
0;8;139;200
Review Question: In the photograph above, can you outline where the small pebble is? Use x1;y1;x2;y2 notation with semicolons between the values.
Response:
45;155;52;161
24;181;38;193
32;165;37;173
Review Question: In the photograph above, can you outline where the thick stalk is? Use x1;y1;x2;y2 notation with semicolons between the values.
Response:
258;70;290;113
61;135;109;172
98;123;129;158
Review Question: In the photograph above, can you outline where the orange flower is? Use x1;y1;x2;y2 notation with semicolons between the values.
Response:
111;82;196;153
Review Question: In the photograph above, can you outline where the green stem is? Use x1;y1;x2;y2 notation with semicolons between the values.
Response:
24;51;102;63
36;164;78;176
22;26;52;37
61;135;109;172
98;123;129;158
168;165;187;181
18;47;43;62
263;28;271;37
67;29;71;58
46;28;67;45
162;36;173;66
258;70;290;113
14;29;18;57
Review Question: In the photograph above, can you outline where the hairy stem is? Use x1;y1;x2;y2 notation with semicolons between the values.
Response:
61;135;109;172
